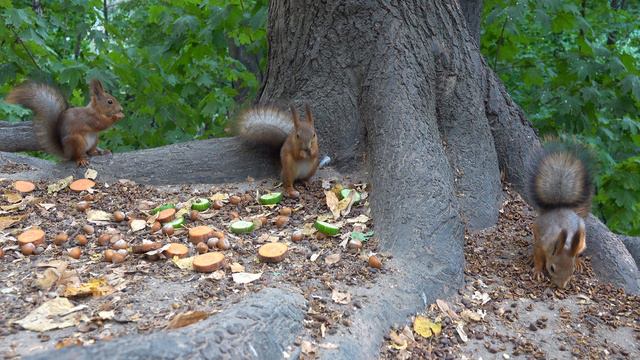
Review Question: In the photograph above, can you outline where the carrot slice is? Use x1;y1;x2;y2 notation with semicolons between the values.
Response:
257;242;288;263
164;243;189;258
18;228;45;246
156;208;177;223
69;179;96;192
13;180;35;193
193;252;225;272
188;226;214;244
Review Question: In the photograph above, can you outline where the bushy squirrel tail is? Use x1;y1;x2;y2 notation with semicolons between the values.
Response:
6;82;67;157
235;105;294;148
527;138;595;218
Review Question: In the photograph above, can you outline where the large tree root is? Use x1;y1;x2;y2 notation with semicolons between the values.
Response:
0;121;39;152
0;138;279;185
27;288;306;360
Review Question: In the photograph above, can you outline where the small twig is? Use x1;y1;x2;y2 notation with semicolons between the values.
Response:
10;27;41;72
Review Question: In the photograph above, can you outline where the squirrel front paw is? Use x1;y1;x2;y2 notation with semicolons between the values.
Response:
76;158;90;167
532;269;545;282
575;258;584;273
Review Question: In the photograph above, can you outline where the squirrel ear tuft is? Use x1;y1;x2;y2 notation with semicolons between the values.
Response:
290;105;300;128
553;229;567;256
90;79;105;98
304;103;314;125
569;227;586;256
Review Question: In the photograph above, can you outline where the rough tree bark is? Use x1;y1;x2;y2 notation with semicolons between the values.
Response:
0;121;40;152
3;0;638;359
459;0;484;44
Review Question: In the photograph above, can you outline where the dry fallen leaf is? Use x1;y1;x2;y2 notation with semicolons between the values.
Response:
413;316;442;338
229;262;245;273
460;309;483;322
63;278;114;298
209;270;225;280
325;191;342;219
472;291;491;305
4;192;23;204
38;203;56;211
130;219;146;232
84;168;98;180
301;222;317;236
0;215;26;231
455;322;468;342
325;253;341;265
346;214;370;223
210;193;229;201
331;289;351;305
47;176;73;194
389;330;408;350
172;256;195;270
436;299;460;320
166;311;210;329
16;297;78;332
86;210;113;222
98;310;115;320
232;272;262;284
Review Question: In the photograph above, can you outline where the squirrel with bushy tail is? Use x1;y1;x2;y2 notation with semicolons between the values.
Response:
235;104;319;198
5;79;124;166
527;139;595;289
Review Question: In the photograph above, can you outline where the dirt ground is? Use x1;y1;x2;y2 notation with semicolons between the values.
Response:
1;173;638;359
0;172;379;358
380;186;639;360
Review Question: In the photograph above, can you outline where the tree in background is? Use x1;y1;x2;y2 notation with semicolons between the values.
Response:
482;0;640;234
1;0;267;150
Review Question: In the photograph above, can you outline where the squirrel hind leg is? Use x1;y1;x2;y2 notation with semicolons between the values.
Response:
63;135;89;167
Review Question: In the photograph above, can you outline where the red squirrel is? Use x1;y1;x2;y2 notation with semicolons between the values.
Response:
236;104;320;197
6;79;124;166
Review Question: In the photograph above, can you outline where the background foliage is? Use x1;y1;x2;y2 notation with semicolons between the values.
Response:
482;0;640;235
0;0;267;151
1;1;638;235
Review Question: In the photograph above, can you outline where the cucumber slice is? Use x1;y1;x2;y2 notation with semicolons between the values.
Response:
339;189;361;205
314;220;340;236
166;216;185;229
151;203;175;215
191;198;211;211
259;192;283;205
230;220;255;234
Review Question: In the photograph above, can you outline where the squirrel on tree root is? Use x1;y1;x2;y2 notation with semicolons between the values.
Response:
5;79;124;167
527;140;595;289
236;104;319;198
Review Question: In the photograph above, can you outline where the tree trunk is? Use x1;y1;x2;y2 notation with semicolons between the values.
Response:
0;121;40;152
3;0;638;358
459;0;484;44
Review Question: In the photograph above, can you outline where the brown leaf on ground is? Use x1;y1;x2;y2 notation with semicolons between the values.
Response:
166;311;210;329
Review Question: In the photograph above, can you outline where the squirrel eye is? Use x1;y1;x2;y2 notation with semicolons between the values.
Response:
107;99;113;104
296;134;300;139
549;264;556;274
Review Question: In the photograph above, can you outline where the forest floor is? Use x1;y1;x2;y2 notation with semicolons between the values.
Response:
380;186;639;360
0;169;379;358
0;171;638;359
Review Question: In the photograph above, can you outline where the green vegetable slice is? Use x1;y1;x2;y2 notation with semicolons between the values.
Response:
314;220;340;236
339;189;361;205
151;203;175;215
259;192;283;205
166;216;185;228
191;198;211;211
230;220;255;234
